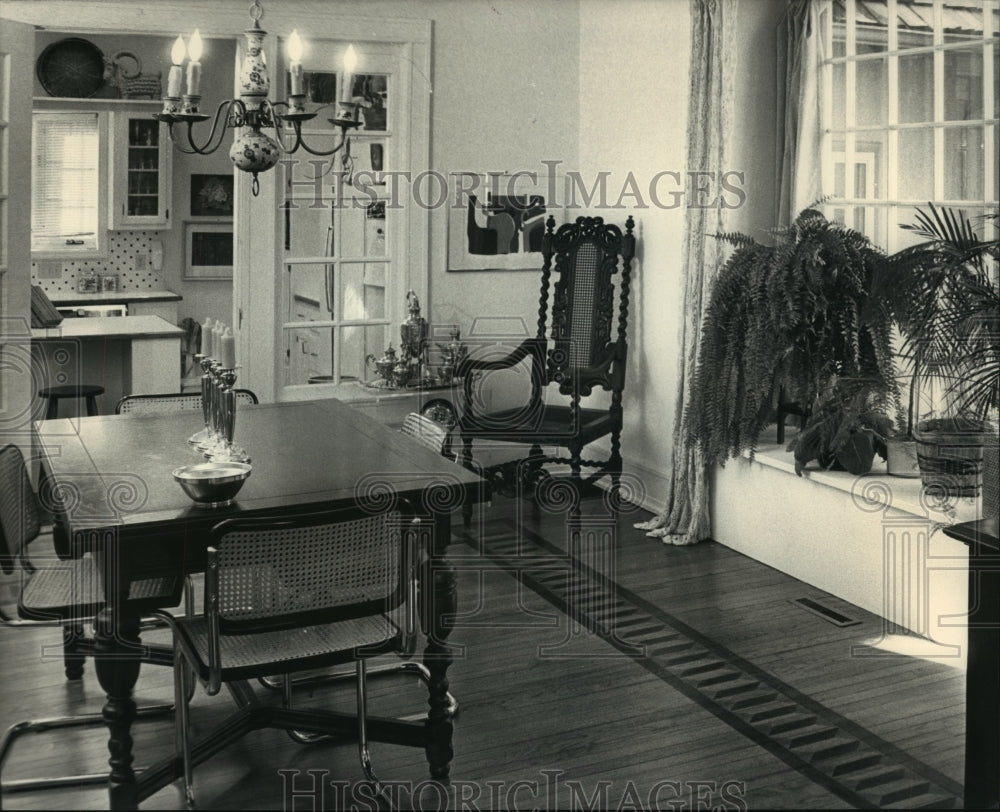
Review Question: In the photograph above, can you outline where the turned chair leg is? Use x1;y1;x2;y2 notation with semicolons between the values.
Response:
62;623;85;680
460;437;475;529
608;430;624;511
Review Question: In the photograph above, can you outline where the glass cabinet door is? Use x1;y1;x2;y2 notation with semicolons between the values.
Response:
109;110;172;229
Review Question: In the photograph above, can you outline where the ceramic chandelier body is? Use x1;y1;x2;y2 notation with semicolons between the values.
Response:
153;1;361;195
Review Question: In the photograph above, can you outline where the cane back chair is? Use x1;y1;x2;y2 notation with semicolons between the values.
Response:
0;444;184;800
115;389;258;415
457;214;636;504
257;412;459;727
151;505;421;807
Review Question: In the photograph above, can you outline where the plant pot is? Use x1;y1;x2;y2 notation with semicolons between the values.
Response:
886;437;920;478
914;417;988;497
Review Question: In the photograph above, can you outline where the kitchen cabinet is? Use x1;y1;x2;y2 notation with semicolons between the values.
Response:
108;110;172;229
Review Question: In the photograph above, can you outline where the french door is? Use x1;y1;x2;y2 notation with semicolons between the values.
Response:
0;18;35;451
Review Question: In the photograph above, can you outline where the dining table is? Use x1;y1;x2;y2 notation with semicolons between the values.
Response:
34;396;486;810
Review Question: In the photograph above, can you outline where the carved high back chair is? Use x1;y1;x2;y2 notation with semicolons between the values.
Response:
457;214;636;505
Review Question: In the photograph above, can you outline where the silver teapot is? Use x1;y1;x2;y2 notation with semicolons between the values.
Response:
366;345;399;385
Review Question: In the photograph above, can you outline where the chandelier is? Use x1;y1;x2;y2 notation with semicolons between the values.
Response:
154;1;361;195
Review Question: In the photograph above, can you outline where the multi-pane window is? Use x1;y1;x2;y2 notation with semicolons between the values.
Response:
820;0;997;253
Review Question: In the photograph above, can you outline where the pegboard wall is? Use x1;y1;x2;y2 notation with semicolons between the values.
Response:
31;231;164;294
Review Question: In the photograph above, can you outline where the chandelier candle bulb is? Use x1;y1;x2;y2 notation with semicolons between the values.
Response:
341;44;357;102
167;35;186;98
287;30;303;96
186;30;203;97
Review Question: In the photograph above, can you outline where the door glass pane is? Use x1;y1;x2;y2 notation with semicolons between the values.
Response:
899;51;934;122
339;205;367;258
281;151;339;200
284;325;333;386
897;129;934;200
341;324;389;381
944;47;984;120
287;263;334;321
943;126;984;199
340;262;386;320
366;201;387;256
283;202;333;257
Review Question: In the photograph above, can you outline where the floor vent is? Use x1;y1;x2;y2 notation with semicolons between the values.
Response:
792;597;862;627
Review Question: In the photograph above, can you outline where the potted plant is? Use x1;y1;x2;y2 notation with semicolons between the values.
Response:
882;205;999;505
685;207;900;471
787;377;894;476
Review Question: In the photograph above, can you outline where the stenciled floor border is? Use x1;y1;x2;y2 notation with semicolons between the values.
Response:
461;517;964;810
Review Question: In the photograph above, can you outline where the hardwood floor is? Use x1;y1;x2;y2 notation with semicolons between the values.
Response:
0;493;966;810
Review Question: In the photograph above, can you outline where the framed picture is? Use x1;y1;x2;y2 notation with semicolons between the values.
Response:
184;222;233;280
190;173;234;218
447;172;565;272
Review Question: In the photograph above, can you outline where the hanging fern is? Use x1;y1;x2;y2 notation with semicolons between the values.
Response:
685;208;900;467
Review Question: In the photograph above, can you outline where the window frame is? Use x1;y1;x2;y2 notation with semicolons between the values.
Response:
818;0;997;253
30;109;108;259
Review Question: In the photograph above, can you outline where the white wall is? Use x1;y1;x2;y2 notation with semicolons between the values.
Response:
577;0;692;507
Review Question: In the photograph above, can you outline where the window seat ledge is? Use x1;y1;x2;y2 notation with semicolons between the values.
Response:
712;429;978;646
743;435;980;525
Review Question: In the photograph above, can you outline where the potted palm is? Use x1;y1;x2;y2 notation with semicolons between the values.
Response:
882;205;999;505
685;207;900;474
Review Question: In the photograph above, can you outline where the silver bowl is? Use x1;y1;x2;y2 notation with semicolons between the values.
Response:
173;461;252;508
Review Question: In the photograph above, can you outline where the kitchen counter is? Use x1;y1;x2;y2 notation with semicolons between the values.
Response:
32;316;183;414
48;290;183;306
31;315;184;341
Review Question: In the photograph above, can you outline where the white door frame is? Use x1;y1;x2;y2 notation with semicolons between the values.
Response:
0;16;36;454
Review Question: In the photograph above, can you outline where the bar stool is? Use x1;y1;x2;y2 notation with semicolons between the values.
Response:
37;384;104;419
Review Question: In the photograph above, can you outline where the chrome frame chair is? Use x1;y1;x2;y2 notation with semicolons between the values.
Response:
258;411;461;733
0;444;185;801
151;505;421;808
401;411;453;458
115;389;259;415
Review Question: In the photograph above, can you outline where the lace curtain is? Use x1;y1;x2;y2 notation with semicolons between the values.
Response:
635;0;737;545
777;0;824;224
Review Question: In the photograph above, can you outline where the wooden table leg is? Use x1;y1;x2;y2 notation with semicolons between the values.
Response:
423;513;455;781
94;602;143;811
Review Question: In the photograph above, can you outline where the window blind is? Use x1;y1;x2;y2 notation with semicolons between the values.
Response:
31;112;101;253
